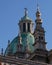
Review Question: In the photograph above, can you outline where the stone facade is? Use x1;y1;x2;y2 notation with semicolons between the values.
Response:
0;6;52;65
0;55;52;65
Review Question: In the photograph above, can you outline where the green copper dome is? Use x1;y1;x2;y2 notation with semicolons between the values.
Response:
5;8;35;58
21;15;32;21
5;33;35;55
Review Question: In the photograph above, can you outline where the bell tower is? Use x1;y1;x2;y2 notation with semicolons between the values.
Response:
29;5;48;63
34;5;47;50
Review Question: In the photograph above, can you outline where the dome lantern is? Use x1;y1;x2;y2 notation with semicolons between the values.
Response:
18;8;34;33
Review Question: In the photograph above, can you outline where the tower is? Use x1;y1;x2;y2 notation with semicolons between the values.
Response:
30;5;48;63
34;5;47;50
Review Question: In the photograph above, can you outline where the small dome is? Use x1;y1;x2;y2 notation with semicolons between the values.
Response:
20;8;32;22
5;33;35;56
21;15;32;21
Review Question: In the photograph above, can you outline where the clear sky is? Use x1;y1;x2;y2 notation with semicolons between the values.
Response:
0;0;52;53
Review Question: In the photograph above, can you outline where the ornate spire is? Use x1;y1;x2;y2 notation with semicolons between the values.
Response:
35;4;42;23
34;3;46;51
37;3;40;11
36;0;40;12
24;8;28;16
1;48;3;55
8;40;10;46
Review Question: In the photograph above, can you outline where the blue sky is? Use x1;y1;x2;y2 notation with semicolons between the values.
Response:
0;0;52;53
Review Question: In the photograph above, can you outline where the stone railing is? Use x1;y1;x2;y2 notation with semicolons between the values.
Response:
0;55;51;65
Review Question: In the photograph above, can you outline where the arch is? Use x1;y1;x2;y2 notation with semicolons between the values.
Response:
28;23;30;32
23;23;26;32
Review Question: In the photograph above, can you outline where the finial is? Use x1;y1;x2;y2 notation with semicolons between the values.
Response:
1;48;3;55
37;3;40;11
24;8;28;16
35;1;42;23
18;29;22;44
36;2;41;17
8;40;10;45
36;0;40;11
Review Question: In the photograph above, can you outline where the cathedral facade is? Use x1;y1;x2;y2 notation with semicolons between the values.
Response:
0;6;52;65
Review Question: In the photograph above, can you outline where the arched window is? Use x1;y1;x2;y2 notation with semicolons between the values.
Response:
39;36;43;41
23;23;26;32
28;23;30;32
